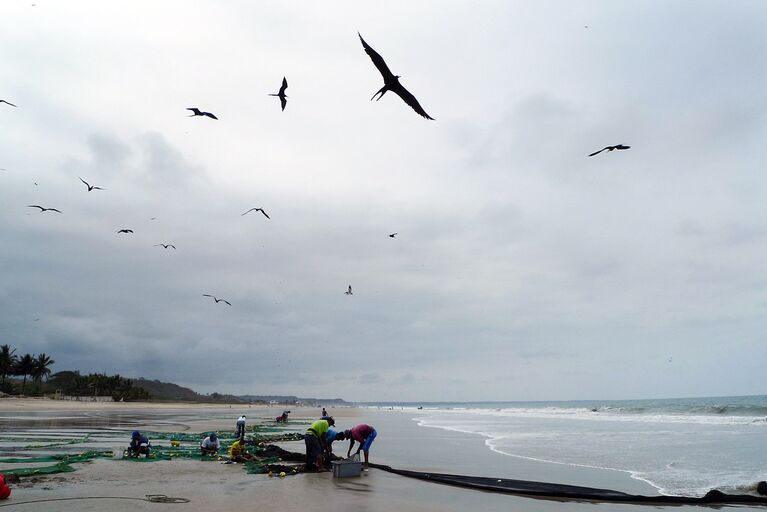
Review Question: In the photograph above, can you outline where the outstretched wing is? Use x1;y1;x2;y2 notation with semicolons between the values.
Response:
359;33;395;81
204;112;218;120
588;147;607;157
48;208;62;213
28;205;44;211
258;209;270;219
0;100;17;107
242;208;256;216
615;145;631;150
223;300;232;306
280;96;287;111
279;77;288;95
79;177;90;187
187;108;201;115
392;84;434;120
202;294;214;298
169;245;176;249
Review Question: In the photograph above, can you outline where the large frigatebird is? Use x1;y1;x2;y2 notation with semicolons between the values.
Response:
79;177;105;191
28;205;61;213
187;108;218;120
588;144;630;157
358;33;434;120
242;207;270;219
269;77;288;111
203;294;231;306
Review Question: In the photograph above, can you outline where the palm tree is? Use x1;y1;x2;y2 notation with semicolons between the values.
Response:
32;353;55;392
14;354;35;394
0;345;17;387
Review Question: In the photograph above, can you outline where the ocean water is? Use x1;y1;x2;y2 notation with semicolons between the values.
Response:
363;395;767;497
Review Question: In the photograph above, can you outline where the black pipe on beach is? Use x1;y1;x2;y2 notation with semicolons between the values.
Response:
369;464;767;507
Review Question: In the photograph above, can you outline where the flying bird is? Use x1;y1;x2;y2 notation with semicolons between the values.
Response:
0;100;17;107
154;244;176;249
358;33;434;120
345;285;353;295
28;205;61;213
389;233;397;238
78;177;105;191
117;229;133;234
203;294;231;306
268;77;288;111
241;207;270;219
186;108;218;120
588;144;630;157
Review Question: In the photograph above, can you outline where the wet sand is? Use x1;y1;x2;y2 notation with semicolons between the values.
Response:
1;400;763;511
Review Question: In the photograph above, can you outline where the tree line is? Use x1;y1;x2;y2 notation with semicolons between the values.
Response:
0;344;149;401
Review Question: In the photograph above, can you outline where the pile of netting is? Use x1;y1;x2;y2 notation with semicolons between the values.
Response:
0;423;309;478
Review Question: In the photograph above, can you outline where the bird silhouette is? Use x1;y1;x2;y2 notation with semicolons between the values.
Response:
345;285;353;295
79;177;106;191
389;233;397;238
28;205;61;213
154;244;176;249
588;144;630;157
241;208;270;219
187;108;218;120
268;77;288;111
358;33;434;120
203;294;231;306
0;100;17;107
117;229;134;234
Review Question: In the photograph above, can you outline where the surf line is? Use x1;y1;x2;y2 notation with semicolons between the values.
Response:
368;464;767;506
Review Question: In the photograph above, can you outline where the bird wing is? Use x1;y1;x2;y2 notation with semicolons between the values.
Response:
392;84;434;120
49;208;62;213
28;205;44;211
169;245;176;249
187;108;201;114
359;33;395;81
202;294;214;298
588;147;607;157
242;208;256;216
258;209;270;219
79;177;90;187
223;300;232;306
0;100;17;107
280;96;287;111
93;186;106;190
279;77;288;95
615;145;631;150
204;112;218;120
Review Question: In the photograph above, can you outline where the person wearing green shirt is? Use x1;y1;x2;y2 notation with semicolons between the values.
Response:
305;417;335;471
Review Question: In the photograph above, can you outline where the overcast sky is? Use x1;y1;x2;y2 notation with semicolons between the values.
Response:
1;1;766;402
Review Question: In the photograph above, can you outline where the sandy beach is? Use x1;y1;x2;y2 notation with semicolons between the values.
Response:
1;399;764;511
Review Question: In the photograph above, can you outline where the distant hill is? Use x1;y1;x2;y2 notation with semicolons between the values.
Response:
237;395;349;406
133;378;246;403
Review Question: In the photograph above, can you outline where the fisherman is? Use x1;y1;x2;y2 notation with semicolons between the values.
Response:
276;410;290;423
200;432;220;456
234;415;246;437
229;437;255;463
321;407;328;417
345;424;377;468
323;428;345;466
127;430;151;458
305;416;335;471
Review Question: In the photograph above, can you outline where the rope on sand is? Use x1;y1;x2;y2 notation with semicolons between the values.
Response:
0;494;190;507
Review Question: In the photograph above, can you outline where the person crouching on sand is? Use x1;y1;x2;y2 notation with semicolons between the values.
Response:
200;433;220;456
127;430;151;458
305;417;335;471
345;424;377;468
229;437;255;463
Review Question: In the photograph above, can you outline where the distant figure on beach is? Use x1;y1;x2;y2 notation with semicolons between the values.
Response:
276;410;291;422
234;415;246;437
200;433;220;456
228;437;255;463
127;431;151;458
345;424;377;468
322;407;327;417
305;417;335;471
